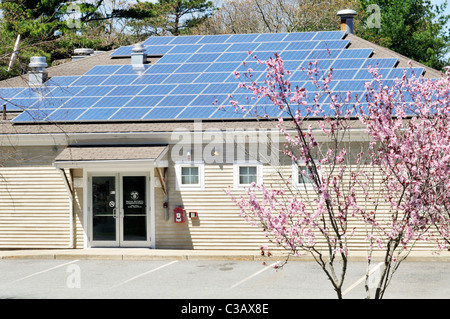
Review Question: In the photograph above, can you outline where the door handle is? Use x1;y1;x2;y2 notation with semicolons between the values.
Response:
112;208;118;219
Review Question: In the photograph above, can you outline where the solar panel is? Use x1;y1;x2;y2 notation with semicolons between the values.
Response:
225;34;259;43
226;43;260;53
307;49;343;60
116;64;151;75
46;108;86;121
77;107;118;121
171;84;206;95
60;97;100;109
332;59;366;69
138;84;176;95
11;31;427;122
71;75;108;86
12;108;54;121
285;41;318;51
15;87;51;98
163;73;198;84
388;68;424;79
199;34;231;44
143;45;173;55
127;95;164;107
146;63;181;74
214;52;248;63
76;86;114;97
284;32;317;41
4;98;38;111
46;86;84;97
198;43;231;53
178;106;216;118
109;46;134;57
337;48;373;59
107;85;146;96
315;40;349;50
169;44;201;54
94;96;131;108
141;107;181;119
110;107;150;120
102;75;138;86
312;31;346;40
46;76;80;87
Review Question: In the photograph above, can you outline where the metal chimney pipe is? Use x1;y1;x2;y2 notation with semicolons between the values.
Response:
131;43;147;66
28;56;48;86
337;9;357;34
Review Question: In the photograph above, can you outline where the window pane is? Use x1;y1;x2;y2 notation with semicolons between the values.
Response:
181;166;199;185
298;166;312;184
239;166;257;185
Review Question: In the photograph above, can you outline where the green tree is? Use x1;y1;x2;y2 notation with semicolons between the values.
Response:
0;0;114;79
124;0;216;37
356;0;450;71
192;0;359;35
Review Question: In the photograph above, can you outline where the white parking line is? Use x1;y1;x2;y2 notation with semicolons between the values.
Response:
342;262;384;296
112;260;179;288
227;262;280;291
14;260;80;282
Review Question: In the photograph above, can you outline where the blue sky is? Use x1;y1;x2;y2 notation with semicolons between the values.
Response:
431;0;450;60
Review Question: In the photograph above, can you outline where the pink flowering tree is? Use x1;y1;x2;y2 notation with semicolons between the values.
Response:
356;65;450;298
224;52;450;299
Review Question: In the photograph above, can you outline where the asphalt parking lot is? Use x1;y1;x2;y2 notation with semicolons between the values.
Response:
1;258;449;300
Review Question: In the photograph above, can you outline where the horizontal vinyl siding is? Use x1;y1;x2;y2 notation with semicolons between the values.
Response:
156;163;439;252
0;167;72;248
156;164;276;250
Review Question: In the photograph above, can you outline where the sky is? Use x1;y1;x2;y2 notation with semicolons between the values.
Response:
431;0;450;60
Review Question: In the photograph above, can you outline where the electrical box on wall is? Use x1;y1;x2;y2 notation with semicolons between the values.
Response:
189;212;198;219
174;206;185;223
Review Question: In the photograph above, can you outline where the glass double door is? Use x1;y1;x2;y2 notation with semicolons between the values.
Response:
90;173;149;247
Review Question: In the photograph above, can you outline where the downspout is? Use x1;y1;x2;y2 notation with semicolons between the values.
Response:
57;166;74;249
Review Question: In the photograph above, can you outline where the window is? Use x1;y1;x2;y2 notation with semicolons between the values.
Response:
233;161;262;189
239;166;257;185
181;166;199;185
298;165;313;185
293;161;315;189
175;162;204;190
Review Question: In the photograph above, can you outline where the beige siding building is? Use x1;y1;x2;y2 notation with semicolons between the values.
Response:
0;27;444;253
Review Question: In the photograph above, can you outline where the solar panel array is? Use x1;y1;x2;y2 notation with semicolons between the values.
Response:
9;31;425;123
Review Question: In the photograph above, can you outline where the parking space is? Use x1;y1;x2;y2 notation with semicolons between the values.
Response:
0;258;449;300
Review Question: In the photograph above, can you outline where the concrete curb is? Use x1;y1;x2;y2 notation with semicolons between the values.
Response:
1;249;450;262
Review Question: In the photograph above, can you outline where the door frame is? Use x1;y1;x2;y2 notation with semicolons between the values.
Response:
83;164;156;249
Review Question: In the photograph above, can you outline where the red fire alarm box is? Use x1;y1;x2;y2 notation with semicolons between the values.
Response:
174;206;185;223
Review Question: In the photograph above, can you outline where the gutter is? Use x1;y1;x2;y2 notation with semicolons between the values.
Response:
0;127;374;147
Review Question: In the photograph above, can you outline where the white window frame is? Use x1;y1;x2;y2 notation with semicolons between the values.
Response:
292;160;317;190
233;161;263;189
175;161;205;191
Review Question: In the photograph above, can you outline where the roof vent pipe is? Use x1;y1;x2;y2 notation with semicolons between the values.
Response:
72;48;95;61
131;43;147;66
28;56;48;86
337;9;357;34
